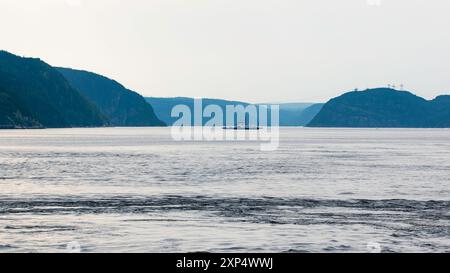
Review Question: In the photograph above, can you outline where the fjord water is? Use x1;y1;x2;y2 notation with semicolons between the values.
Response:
0;128;449;253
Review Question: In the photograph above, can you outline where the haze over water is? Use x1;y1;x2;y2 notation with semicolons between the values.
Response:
0;128;449;252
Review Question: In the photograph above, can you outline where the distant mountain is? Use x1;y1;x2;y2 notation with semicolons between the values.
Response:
146;97;322;126
308;88;450;128
146;97;250;126
0;51;107;129
261;102;314;112
297;103;324;126
276;103;323;126
57;68;165;127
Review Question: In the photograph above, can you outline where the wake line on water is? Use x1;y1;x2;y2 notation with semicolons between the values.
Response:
0;196;449;213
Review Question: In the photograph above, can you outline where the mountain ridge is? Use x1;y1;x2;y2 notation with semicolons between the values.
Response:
146;97;322;126
57;67;165;127
0;50;108;128
308;88;450;128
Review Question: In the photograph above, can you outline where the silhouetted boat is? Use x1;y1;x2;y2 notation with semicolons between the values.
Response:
222;122;262;130
222;126;262;130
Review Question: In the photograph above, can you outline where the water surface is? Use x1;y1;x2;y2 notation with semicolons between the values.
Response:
0;128;449;252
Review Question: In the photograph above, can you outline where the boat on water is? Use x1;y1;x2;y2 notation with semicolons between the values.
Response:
222;126;262;130
222;122;262;130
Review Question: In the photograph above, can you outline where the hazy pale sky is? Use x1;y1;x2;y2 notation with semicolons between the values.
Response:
1;0;450;103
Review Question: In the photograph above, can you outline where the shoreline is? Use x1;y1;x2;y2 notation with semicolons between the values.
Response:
2;126;450;130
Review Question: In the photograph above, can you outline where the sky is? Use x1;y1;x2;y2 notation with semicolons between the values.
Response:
1;0;450;103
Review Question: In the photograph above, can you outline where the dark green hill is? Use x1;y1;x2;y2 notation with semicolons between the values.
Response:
0;90;42;129
57;68;165;127
0;51;107;128
308;88;450;128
